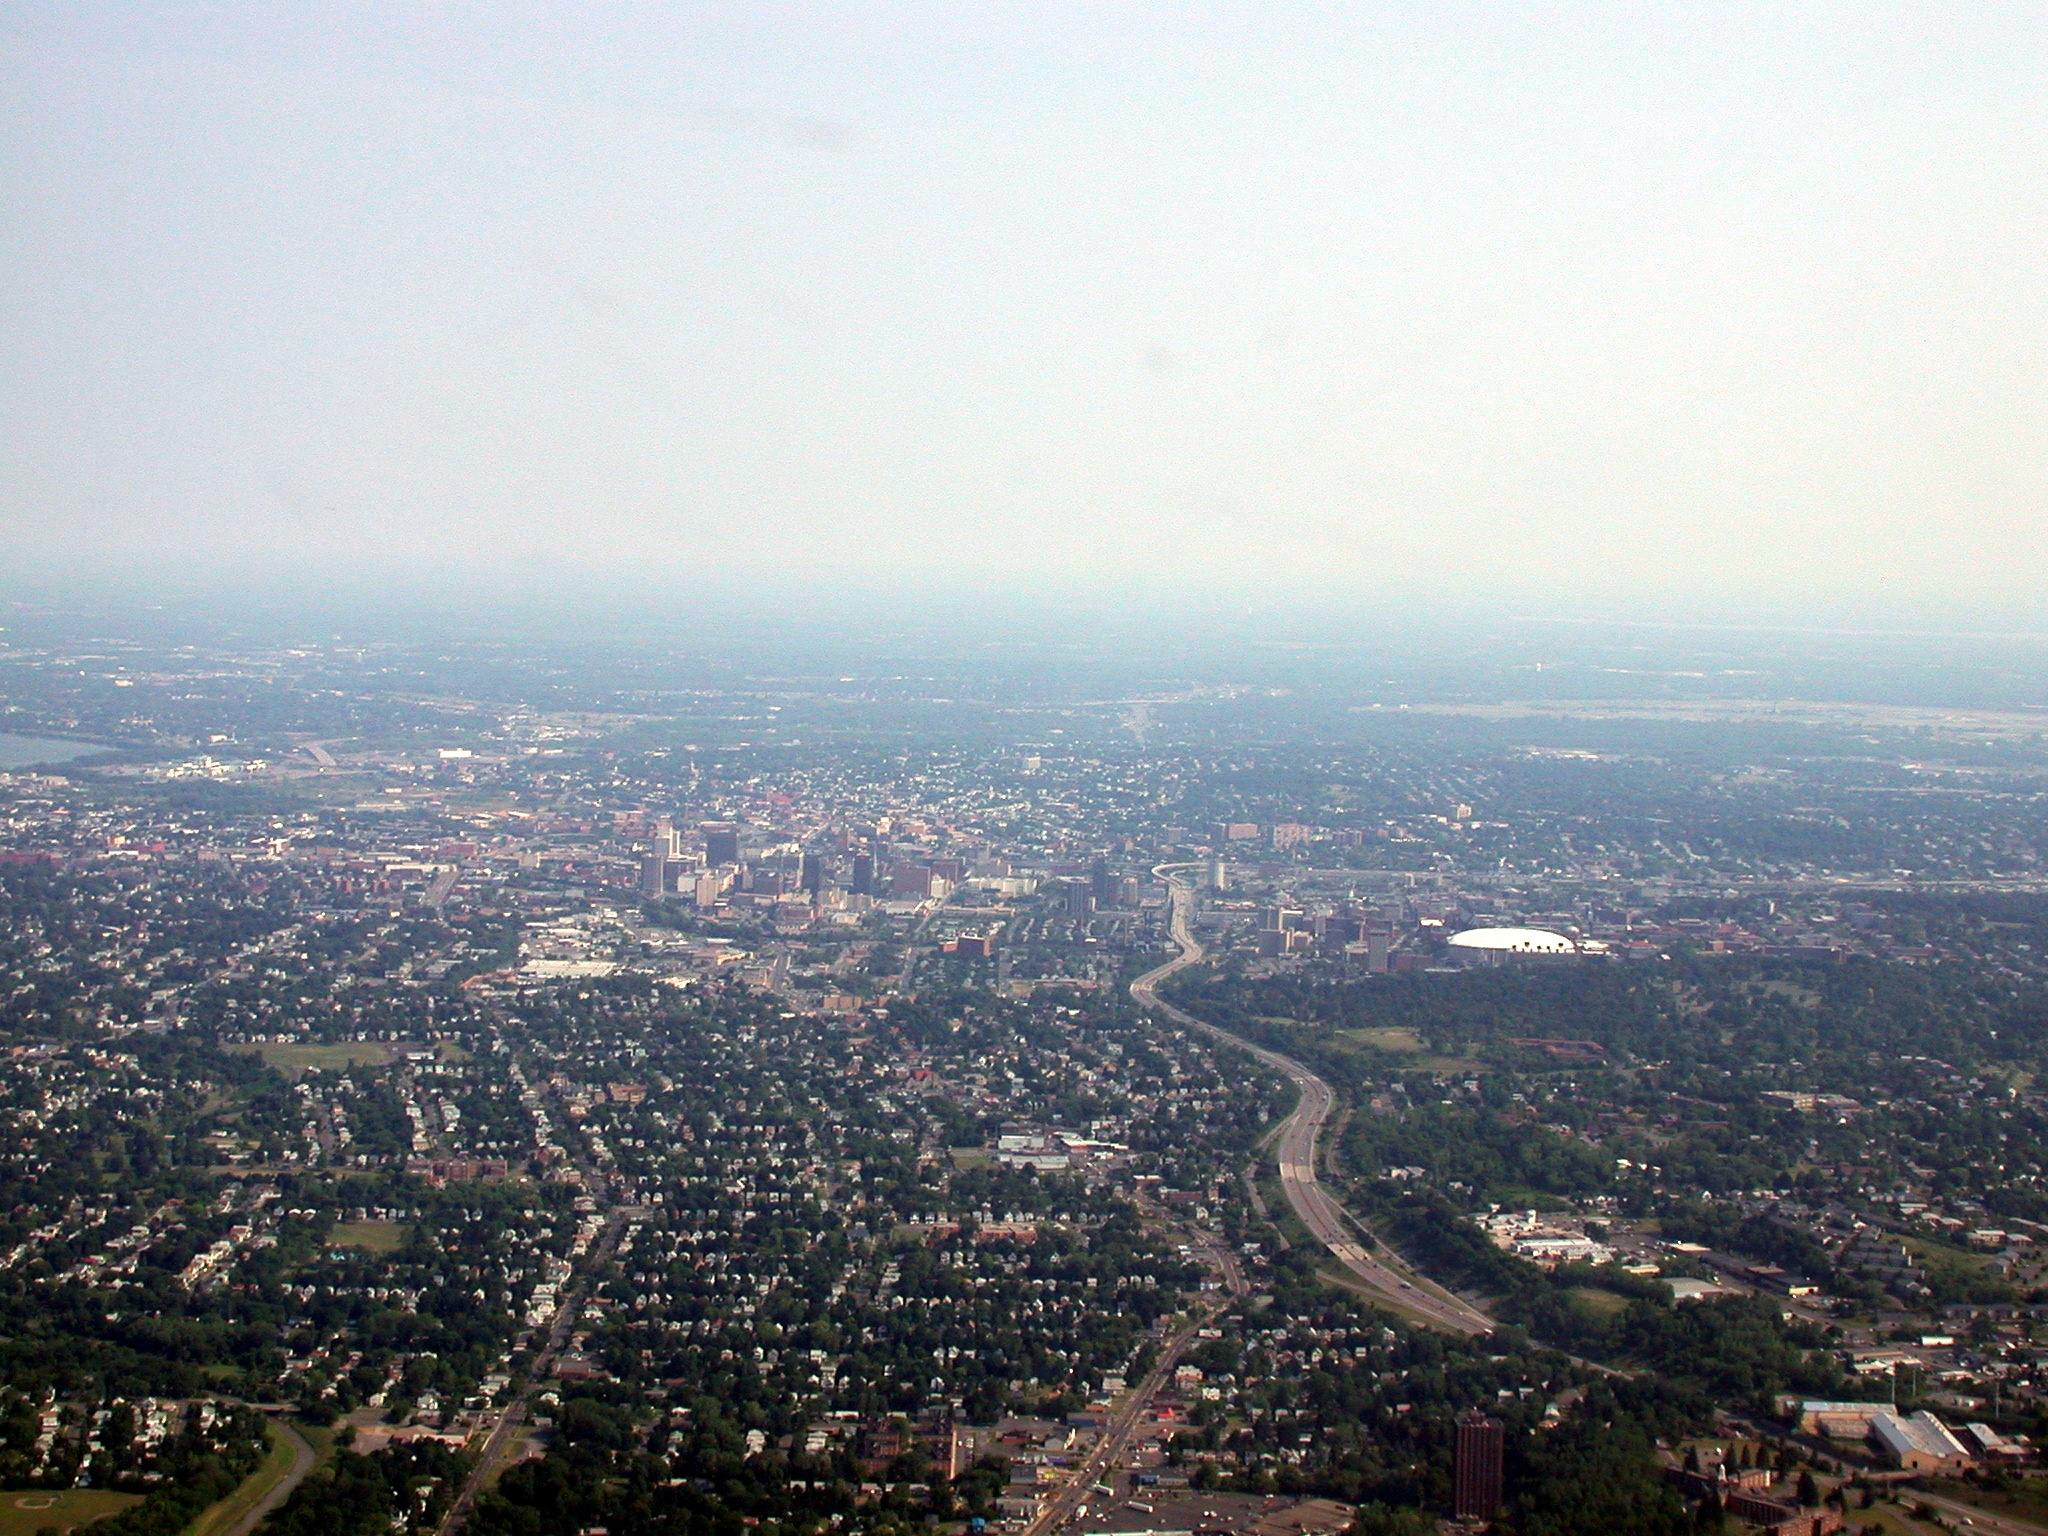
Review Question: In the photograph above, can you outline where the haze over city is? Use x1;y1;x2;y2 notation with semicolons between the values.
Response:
7;3;2047;623
11;12;2048;1536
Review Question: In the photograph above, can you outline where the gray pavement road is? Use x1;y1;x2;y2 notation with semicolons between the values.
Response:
223;1418;317;1536
1131;868;1493;1336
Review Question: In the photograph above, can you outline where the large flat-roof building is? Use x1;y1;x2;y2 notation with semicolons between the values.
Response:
1869;1410;1971;1472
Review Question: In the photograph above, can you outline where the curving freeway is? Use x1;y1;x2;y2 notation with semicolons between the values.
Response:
1132;868;1493;1337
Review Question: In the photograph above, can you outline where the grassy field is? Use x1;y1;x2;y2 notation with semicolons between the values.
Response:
187;1421;302;1536
1243;1016;1481;1073
1747;977;1822;1008
229;1041;395;1075
0;1490;141;1535
1901;1232;1997;1271
1332;1027;1482;1074
1250;1171;1293;1247
1855;1498;1963;1535
1340;1025;1426;1052
1566;1283;1631;1319
1313;1263;1444;1330
330;1220;409;1254
1926;1475;2048;1525
294;1422;336;1467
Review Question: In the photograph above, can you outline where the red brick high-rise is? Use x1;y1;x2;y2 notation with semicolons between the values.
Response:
1454;1408;1504;1522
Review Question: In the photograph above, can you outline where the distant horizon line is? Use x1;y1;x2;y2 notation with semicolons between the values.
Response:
4;569;2046;645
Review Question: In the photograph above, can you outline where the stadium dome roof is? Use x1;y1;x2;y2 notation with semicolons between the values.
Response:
1446;926;1577;954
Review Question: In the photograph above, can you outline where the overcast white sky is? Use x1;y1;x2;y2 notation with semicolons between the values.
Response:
5;4;2046;619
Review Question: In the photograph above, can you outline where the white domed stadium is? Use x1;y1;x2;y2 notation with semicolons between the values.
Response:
1446;926;1578;958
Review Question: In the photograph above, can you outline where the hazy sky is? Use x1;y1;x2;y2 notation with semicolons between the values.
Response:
5;4;2046;619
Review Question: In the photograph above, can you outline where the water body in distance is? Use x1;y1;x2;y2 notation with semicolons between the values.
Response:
0;734;102;768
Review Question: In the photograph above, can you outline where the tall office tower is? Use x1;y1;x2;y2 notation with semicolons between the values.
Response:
1062;879;1093;919
639;852;670;898
704;826;741;866
1453;1410;1505;1522
850;851;875;896
800;851;825;897
1206;856;1228;892
1089;858;1115;907
1265;904;1303;933
652;815;678;860
1367;926;1390;974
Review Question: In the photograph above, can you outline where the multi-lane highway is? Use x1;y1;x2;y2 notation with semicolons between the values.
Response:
1132;868;1493;1337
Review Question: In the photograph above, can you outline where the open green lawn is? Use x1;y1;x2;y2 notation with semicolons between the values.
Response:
206;1164;380;1180
1338;1025;1426;1052
1329;1026;1483;1073
330;1220;410;1254
489;1427;546;1486
229;1041;395;1075
1900;1233;1996;1272
249;772;387;805
1254;1019;1435;1055
1566;1284;1631;1319
0;1490;141;1535
1749;978;1822;1008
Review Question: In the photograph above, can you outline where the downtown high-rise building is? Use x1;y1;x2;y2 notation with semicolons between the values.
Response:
650;815;679;860
702;826;740;866
1089;858;1115;907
